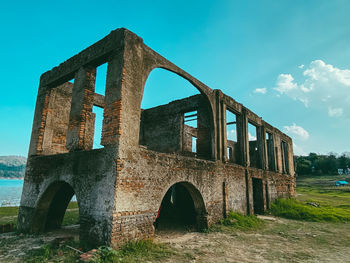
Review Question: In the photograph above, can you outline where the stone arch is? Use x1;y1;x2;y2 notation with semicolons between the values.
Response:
139;66;215;159
155;181;208;231
32;180;78;232
141;65;213;103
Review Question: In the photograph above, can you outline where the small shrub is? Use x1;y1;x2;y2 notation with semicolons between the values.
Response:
220;211;264;230
270;198;350;222
207;211;264;232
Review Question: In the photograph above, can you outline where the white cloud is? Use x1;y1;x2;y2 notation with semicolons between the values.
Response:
298;64;305;69
283;123;309;140
253;88;267;94
274;60;350;118
328;107;343;117
275;74;298;94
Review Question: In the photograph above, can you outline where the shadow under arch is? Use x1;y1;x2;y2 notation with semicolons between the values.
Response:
139;66;215;159
32;181;77;232
154;181;208;232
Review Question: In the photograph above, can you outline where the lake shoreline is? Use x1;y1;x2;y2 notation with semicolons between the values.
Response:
0;177;24;180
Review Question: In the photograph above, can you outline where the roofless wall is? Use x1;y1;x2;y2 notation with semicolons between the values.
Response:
18;28;295;247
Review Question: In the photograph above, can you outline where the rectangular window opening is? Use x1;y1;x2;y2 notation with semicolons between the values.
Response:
92;106;104;149
192;136;197;153
248;122;260;168
226;109;239;164
95;63;108;95
184;110;197;128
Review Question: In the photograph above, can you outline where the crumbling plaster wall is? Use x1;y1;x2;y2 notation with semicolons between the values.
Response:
18;148;117;245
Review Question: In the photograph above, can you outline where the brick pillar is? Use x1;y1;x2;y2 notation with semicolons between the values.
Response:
66;67;96;151
101;53;124;146
241;108;249;167
28;84;51;156
257;125;266;170
215;91;223;161
222;103;228;162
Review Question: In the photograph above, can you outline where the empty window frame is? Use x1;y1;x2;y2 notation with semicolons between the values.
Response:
95;63;108;95
92;106;104;149
248;122;261;168
91;63;108;149
266;132;275;171
183;111;198;154
226;109;239;163
184;111;197;128
281;141;289;174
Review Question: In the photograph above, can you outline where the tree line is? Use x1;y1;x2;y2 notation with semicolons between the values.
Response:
295;152;350;175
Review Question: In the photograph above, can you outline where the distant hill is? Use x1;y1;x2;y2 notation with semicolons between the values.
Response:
0;156;27;179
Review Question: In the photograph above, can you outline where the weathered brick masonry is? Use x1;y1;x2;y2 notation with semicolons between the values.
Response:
18;28;296;247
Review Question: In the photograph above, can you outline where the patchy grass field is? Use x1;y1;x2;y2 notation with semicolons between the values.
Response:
296;174;350;207
0;202;79;228
1;174;350;262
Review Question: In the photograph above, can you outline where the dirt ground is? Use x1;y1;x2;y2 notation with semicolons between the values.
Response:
1;216;350;263
0;225;80;263
155;216;350;263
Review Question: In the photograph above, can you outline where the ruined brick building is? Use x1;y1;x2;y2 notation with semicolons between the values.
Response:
18;28;296;247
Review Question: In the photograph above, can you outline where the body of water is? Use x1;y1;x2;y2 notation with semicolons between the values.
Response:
0;179;24;207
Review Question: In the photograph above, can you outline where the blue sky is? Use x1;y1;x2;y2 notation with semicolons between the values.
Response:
1;0;350;156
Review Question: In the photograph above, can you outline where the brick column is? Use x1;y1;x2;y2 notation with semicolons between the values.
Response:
222;103;228;162
28;84;51;156
241;108;249;167
258;126;266;170
66;67;96;151
101;53;124;146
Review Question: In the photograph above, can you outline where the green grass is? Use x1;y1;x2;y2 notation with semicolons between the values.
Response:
91;240;175;263
208;211;264;232
296;174;350;207
62;201;79;226
270;198;350;222
25;240;81;263
0;202;79;228
0;206;19;225
23;239;176;263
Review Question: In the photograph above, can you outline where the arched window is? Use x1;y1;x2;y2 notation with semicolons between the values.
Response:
139;69;213;159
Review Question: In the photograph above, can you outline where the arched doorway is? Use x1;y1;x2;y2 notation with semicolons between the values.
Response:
154;182;207;232
33;181;79;232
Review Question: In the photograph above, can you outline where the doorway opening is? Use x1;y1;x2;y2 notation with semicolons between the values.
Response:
34;181;79;233
154;182;206;232
252;178;264;214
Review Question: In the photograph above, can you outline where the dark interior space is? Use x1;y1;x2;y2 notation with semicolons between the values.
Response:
252;178;264;214
266;132;275;171
44;182;75;231
154;183;197;231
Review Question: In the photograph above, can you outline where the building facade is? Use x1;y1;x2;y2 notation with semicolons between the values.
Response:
18;28;295;247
